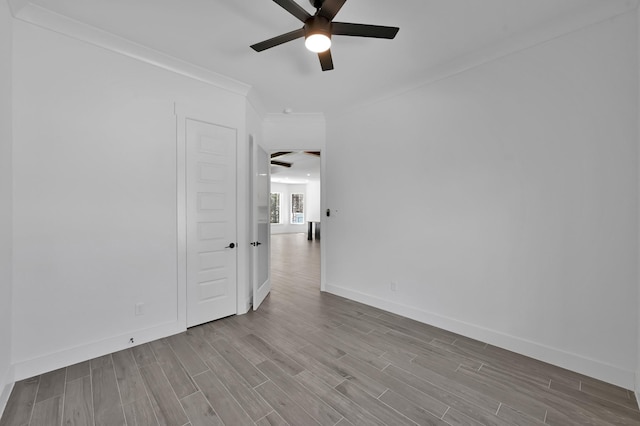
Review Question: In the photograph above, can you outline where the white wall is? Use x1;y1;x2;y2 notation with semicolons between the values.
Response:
306;179;321;223
271;183;308;235
11;20;247;379
0;0;14;414
325;12;638;389
263;114;326;152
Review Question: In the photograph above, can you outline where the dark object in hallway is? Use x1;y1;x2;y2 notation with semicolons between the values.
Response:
308;221;321;240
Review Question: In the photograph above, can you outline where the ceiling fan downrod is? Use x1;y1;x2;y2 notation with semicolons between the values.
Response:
309;0;325;10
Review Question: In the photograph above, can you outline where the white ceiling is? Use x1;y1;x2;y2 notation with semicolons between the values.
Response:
270;151;320;184
18;0;635;114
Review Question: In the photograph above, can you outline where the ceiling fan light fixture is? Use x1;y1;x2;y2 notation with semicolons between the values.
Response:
305;33;331;52
304;15;332;53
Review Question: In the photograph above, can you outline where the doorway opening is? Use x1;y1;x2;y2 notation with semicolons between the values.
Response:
269;150;322;295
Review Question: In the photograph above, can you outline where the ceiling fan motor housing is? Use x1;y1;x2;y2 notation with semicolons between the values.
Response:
304;16;332;39
309;0;325;9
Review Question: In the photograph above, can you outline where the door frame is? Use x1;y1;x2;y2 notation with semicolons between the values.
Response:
175;102;249;328
250;136;271;310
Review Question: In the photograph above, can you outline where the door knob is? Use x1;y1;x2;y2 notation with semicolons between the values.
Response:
225;243;236;249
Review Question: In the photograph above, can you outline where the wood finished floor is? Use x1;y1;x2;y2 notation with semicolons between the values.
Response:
2;232;639;426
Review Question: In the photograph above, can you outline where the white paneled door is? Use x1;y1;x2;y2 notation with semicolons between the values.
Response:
251;138;271;310
186;119;237;327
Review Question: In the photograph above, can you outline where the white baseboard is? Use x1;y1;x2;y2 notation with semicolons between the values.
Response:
0;365;15;420
635;372;640;408
325;283;635;390
239;297;252;315
12;321;184;381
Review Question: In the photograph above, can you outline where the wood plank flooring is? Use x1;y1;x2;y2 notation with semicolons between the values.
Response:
2;232;639;425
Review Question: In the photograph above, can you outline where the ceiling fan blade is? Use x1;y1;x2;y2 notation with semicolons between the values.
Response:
271;151;293;158
304;151;321;157
318;49;334;71
332;22;399;39
271;160;293;168
251;28;305;52
318;0;346;21
273;0;312;22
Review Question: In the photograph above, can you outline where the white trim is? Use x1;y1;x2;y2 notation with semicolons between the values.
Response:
636;2;640;410
319;146;327;292
7;0;29;15
8;0;637;119
175;104;187;329
174;102;246;324
325;283;636;390
241;297;252;315
246;89;267;122
12;321;183;382
9;2;251;97
0;366;15;419
235;128;250;317
330;2;640;118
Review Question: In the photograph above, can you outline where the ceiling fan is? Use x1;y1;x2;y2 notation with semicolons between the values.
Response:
250;0;399;71
271;151;320;168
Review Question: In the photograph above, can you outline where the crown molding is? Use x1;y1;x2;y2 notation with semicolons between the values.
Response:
7;0;29;16
8;1;252;97
8;0;636;117
246;88;268;120
328;0;639;119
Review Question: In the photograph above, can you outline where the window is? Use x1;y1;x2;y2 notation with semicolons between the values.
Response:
291;193;304;224
270;193;281;224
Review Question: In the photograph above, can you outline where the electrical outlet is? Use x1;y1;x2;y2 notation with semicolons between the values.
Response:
135;303;144;316
390;281;398;292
